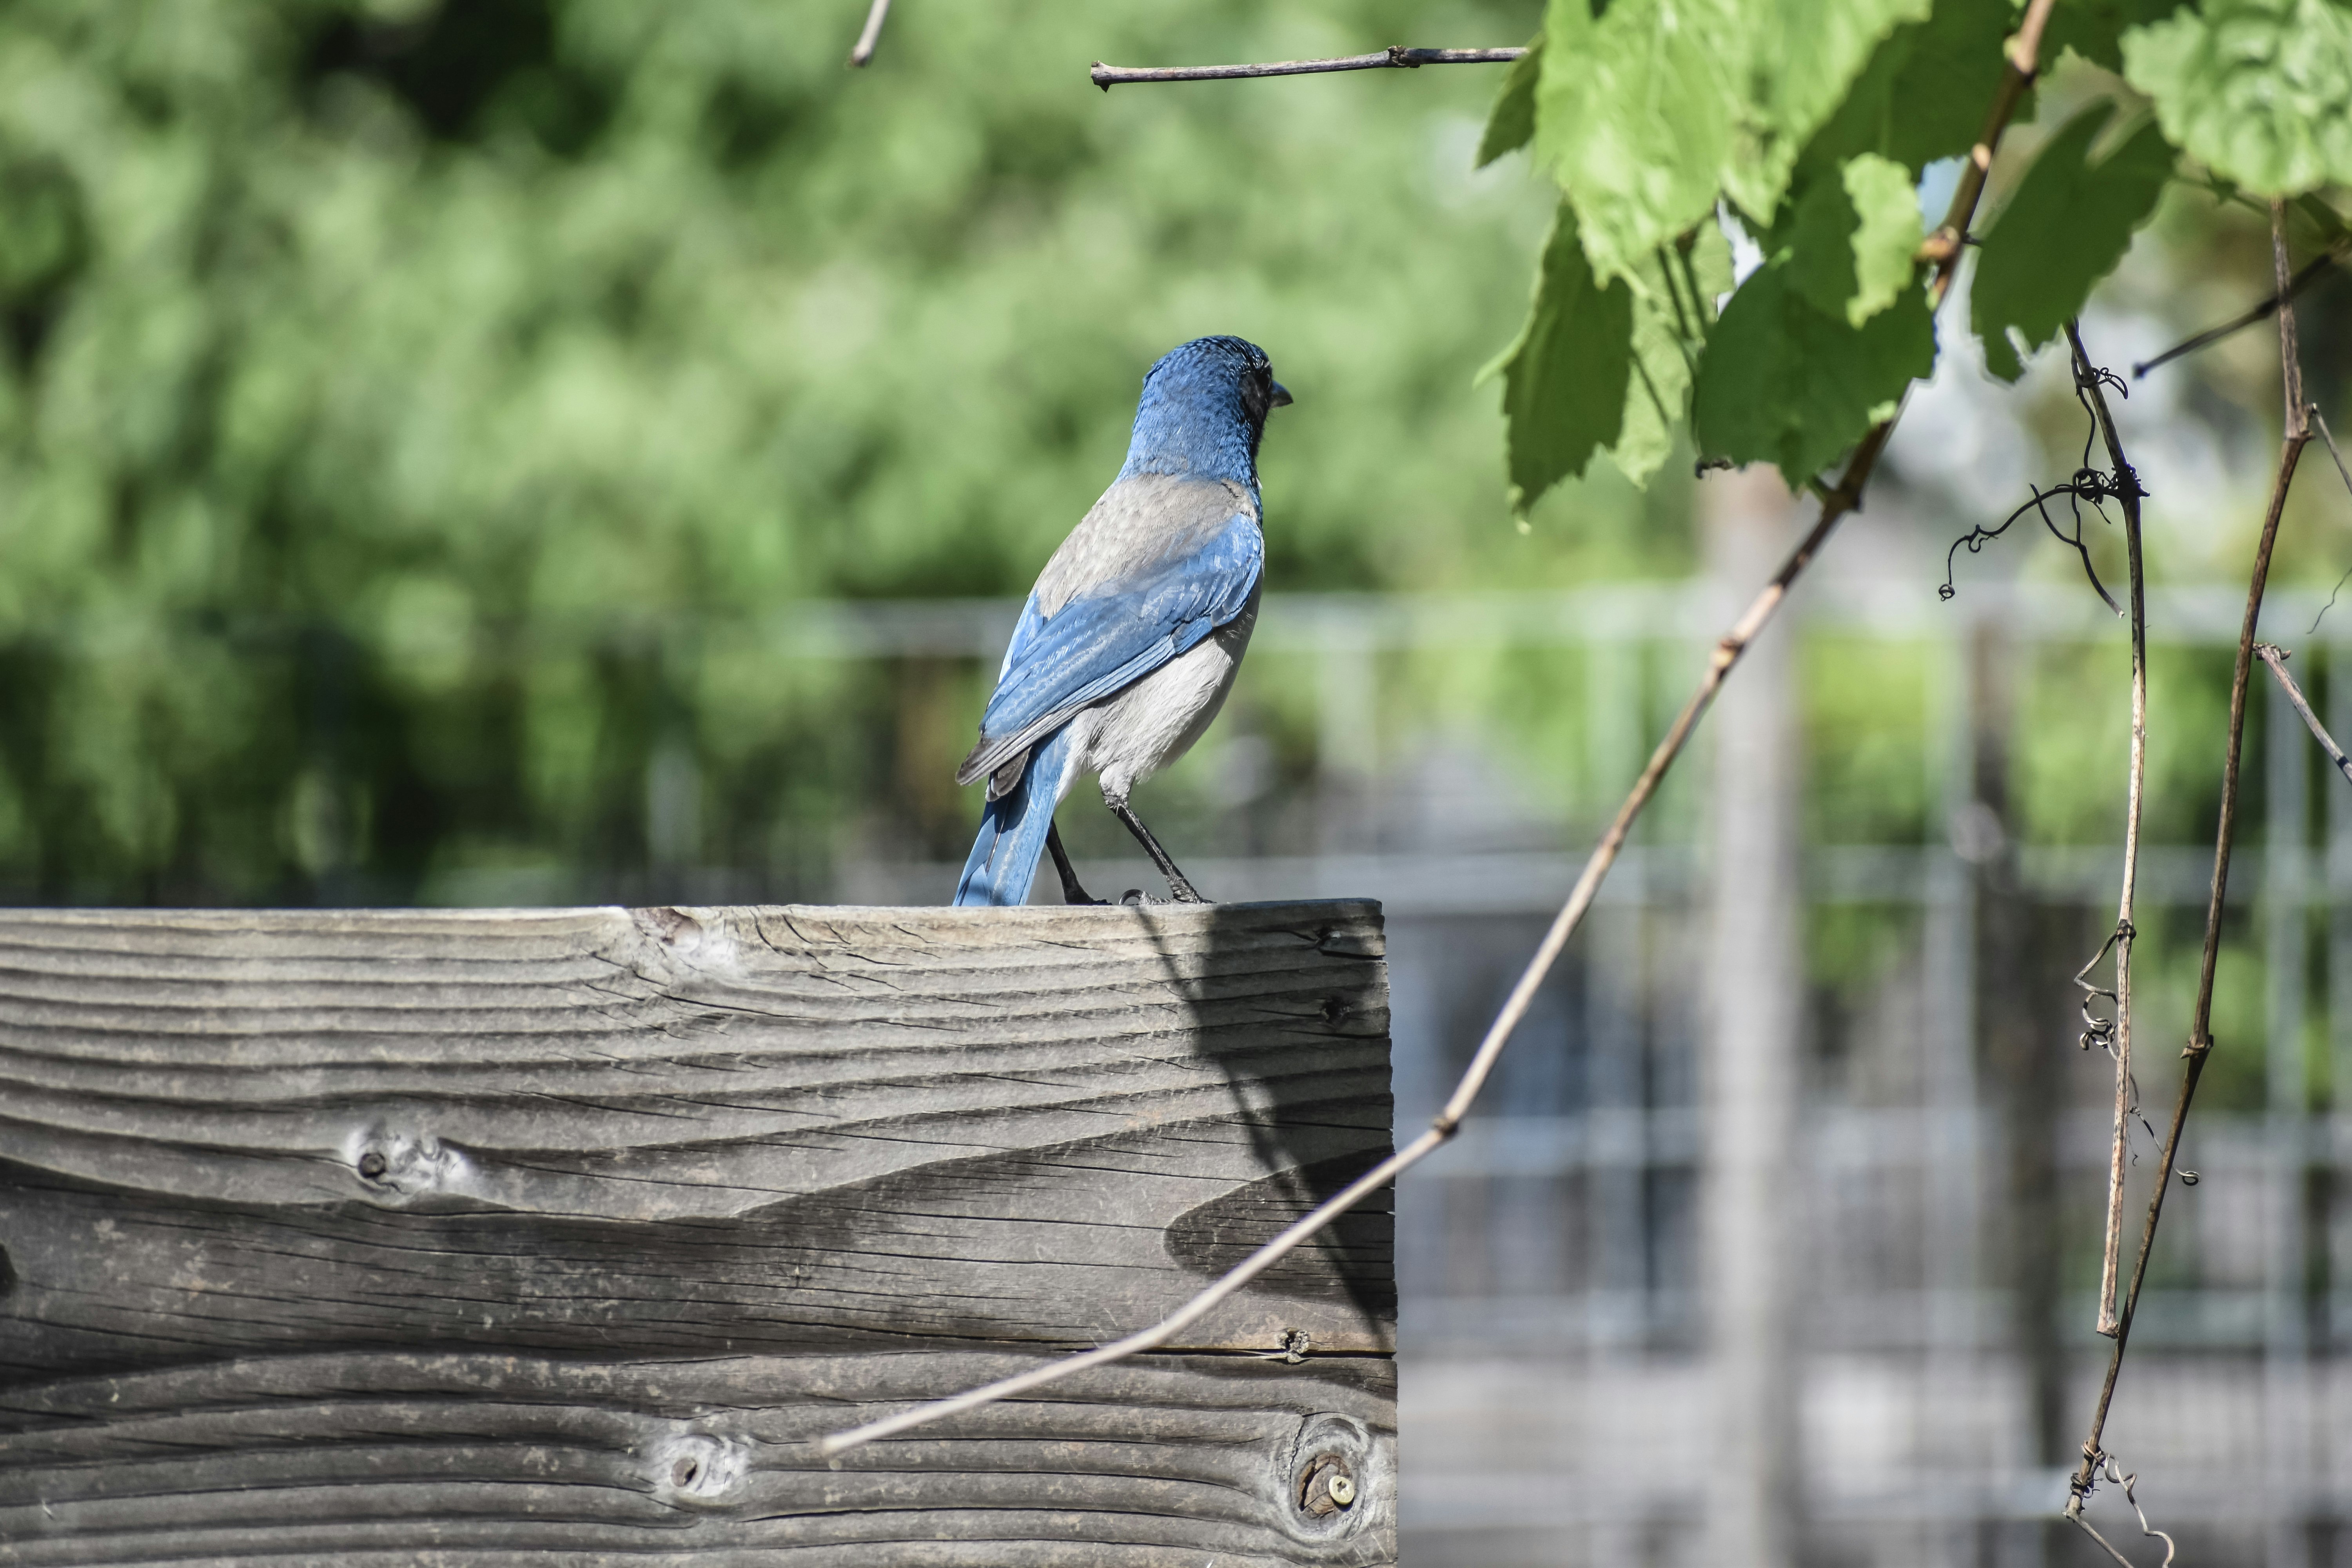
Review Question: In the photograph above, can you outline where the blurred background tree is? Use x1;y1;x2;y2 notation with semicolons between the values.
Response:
0;0;1721;904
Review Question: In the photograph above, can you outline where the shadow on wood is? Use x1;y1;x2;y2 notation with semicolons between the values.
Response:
0;899;1395;1564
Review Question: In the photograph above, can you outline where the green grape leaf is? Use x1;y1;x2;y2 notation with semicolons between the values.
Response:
1535;0;1731;284
1971;103;2174;381
1477;36;1544;167
1610;224;1733;487
2122;0;2352;196
1536;0;1926;284
1691;257;1934;483
1485;202;1635;511
1843;154;1924;324
1775;153;1922;329
1723;0;1938;219
2043;0;2191;73
1807;0;2016;174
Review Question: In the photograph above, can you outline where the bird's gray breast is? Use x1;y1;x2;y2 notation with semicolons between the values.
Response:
1079;581;1259;805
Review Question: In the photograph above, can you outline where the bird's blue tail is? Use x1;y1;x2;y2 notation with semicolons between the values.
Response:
953;727;1073;906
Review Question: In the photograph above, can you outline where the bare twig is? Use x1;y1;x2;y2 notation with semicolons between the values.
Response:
846;0;892;66
2065;195;2312;1520
1915;1;2059;300
2258;644;2352;788
2312;407;2352;501
2065;319;2148;1339
2132;244;2345;378
818;0;2060;1461
2306;410;2352;633
1091;45;1523;89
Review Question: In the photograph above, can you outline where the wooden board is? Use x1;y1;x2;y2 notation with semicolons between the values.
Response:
0;901;1394;1565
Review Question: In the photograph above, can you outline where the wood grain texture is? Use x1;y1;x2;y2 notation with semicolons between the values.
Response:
0;901;1394;1564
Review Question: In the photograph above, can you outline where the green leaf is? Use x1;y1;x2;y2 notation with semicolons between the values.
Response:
1610;224;1734;486
2122;0;2352;196
1843;154;1924;324
1477;36;1544;167
1971;103;2174;381
1691;256;1934;483
1486;202;1635;512
1773;152;1920;329
1534;0;1730;283
2043;0;2192;74
1724;0;1939;218
1535;0;1927;284
1807;0;2017;174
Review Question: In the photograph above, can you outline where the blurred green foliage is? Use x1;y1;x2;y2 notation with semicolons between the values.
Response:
0;0;2334;1026
0;0;1722;901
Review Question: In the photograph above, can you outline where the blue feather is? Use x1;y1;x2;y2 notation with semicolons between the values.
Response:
961;503;1262;783
953;725;1074;906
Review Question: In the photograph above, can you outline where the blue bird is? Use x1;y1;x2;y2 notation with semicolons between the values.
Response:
952;335;1290;907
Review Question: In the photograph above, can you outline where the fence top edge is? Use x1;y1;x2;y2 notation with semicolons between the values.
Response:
0;897;1384;928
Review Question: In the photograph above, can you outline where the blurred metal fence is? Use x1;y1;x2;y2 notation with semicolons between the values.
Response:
823;574;2352;1568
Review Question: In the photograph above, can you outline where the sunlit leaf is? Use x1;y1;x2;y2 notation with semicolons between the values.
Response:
2043;0;2192;74
1842;154;1924;324
1972;103;2174;381
1485;201;1634;511
1477;36;1544;167
1535;0;1926;284
2122;0;2352;196
1613;224;1735;486
1779;154;1920;327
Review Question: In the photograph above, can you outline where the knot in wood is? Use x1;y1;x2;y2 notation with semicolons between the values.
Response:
1281;1411;1379;1540
1298;1454;1356;1516
348;1126;468;1200
653;1429;746;1508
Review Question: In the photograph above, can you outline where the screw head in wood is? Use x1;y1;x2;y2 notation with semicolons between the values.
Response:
1298;1454;1356;1516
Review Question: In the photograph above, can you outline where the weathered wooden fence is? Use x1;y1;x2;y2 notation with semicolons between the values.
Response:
0;900;1395;1564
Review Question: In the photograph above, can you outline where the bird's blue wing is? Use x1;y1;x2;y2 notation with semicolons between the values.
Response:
960;495;1261;786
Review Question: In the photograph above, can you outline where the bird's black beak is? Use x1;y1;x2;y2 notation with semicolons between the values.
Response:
1269;381;1292;408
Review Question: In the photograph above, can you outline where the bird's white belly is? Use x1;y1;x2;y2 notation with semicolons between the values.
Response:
1071;592;1258;807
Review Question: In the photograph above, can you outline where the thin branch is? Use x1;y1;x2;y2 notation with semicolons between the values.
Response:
2132;244;2345;379
2065;319;2148;1340
2312;407;2352;501
1091;45;1523;90
2258;644;2352;788
846;0;892;67
817;0;2060;1461
2306;410;2352;634
2066;196;2312;1519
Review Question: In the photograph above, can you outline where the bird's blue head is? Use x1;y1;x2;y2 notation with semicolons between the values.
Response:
1117;335;1291;488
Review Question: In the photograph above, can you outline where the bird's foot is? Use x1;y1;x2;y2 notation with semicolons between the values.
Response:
1117;885;1210;906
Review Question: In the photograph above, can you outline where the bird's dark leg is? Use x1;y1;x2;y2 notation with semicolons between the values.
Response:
1109;801;1207;903
1045;822;1105;906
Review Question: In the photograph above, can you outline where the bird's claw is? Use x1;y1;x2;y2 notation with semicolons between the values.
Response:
1118;886;1211;906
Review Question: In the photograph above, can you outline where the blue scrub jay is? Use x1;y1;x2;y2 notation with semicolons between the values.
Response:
952;335;1289;907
